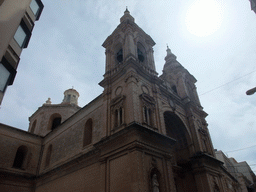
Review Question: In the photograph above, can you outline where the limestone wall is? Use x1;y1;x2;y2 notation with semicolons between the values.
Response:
0;123;42;175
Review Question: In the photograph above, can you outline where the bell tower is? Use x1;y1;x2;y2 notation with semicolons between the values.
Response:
101;8;156;75
161;46;201;106
100;8;160;136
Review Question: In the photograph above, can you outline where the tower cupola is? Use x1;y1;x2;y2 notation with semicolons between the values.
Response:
61;88;79;106
163;46;181;72
120;7;135;23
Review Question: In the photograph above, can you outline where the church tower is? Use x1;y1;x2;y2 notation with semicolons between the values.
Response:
98;9;226;192
100;8;160;136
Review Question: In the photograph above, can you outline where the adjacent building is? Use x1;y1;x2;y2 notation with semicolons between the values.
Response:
216;150;256;192
249;0;256;14
0;9;246;191
0;0;43;105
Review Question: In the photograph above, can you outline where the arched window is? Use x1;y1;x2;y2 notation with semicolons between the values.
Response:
137;43;146;63
171;85;178;94
45;144;52;167
13;145;28;169
116;49;123;63
48;113;62;131
137;48;144;62
83;119;93;147
30;120;37;133
52;117;61;130
67;94;71;102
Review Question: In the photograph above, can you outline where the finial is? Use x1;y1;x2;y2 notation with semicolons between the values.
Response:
44;98;51;105
124;6;129;14
120;6;134;23
72;86;74;89
164;44;177;62
166;44;171;55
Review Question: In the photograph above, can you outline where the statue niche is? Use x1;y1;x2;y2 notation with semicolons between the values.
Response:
152;174;160;192
149;166;161;192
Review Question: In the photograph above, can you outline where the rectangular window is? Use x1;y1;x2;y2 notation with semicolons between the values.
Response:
67;94;71;102
29;0;44;20
14;20;31;48
30;0;40;16
0;63;11;92
14;25;27;48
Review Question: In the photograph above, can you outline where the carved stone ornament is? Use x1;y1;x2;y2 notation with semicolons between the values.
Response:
140;93;155;106
198;128;208;136
168;99;175;110
44;98;51;105
125;71;139;83
110;95;126;112
196;119;202;129
141;85;149;94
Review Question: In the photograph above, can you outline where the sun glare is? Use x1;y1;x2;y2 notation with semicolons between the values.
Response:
185;0;223;37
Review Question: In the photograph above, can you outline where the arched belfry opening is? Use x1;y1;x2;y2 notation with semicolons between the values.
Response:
114;43;123;64
163;111;191;163
171;85;178;94
137;42;146;63
48;113;62;131
116;48;123;63
52;117;61;130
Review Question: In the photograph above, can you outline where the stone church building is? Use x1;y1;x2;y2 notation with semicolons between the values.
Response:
0;9;241;192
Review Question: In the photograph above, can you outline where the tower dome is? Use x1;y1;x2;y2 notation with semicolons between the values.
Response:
61;88;79;106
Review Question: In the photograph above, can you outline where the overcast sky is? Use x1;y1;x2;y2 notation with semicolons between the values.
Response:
1;0;256;172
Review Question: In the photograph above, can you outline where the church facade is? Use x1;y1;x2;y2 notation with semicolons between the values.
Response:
0;9;240;192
